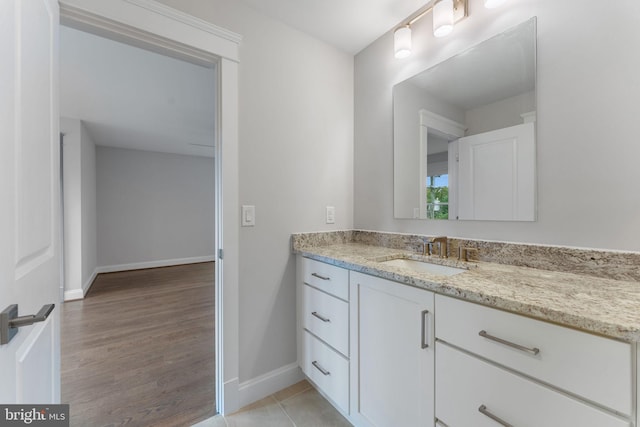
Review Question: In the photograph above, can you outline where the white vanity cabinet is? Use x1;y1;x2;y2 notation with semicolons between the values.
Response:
349;271;434;427
297;254;637;427
298;257;351;413
435;294;634;427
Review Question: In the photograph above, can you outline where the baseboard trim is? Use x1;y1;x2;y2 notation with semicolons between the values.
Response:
64;257;214;301
63;267;99;301
237;362;303;409
63;289;84;301
96;255;215;274
82;268;98;296
220;377;239;416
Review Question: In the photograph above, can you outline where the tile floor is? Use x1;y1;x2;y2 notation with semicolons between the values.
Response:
193;380;351;427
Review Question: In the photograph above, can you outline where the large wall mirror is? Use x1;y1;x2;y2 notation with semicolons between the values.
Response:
393;18;537;221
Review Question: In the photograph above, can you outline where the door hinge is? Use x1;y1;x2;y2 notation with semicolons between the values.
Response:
218;249;224;260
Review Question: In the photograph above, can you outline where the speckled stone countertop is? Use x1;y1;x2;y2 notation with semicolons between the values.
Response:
294;242;640;343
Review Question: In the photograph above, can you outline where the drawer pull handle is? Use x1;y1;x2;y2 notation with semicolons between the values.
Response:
478;330;540;355
311;360;330;376
421;309;429;349
435;418;450;427
478;405;513;427
311;311;331;323
311;273;330;280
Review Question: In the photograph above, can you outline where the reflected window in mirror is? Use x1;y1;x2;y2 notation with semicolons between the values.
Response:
427;174;448;220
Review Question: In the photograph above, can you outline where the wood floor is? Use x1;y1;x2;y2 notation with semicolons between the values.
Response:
61;262;216;427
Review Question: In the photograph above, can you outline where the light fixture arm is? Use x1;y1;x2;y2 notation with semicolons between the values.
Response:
395;0;468;33
393;0;509;58
406;5;434;27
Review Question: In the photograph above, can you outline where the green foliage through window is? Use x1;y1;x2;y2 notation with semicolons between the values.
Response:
427;175;448;220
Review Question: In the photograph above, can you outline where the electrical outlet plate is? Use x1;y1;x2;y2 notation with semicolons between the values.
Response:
326;206;336;224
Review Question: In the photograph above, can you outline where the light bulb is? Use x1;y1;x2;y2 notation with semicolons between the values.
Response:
394;26;412;59
433;0;454;38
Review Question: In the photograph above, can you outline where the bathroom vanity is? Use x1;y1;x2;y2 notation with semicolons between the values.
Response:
294;231;640;427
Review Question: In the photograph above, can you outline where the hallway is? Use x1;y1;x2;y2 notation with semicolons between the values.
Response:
61;262;216;426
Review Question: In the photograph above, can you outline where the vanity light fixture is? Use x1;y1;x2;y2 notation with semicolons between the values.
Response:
393;0;468;59
394;25;412;58
433;0;454;37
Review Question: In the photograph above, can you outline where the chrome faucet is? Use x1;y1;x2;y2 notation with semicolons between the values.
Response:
429;236;448;258
421;238;433;256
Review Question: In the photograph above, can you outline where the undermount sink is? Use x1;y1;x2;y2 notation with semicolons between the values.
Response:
379;258;468;276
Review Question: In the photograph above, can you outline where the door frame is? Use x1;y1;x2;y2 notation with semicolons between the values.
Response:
58;0;241;415
418;109;465;220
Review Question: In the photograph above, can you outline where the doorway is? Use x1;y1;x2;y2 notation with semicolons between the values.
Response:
58;17;218;426
59;0;241;415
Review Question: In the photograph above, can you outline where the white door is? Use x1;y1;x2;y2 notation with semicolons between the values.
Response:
458;122;536;221
349;272;435;427
0;0;61;404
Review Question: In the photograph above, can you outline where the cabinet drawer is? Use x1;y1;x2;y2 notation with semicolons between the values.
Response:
303;330;349;414
435;295;632;415
436;343;630;427
302;257;349;300
303;284;349;356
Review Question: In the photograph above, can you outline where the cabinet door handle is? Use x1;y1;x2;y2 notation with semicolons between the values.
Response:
311;360;330;376
421;309;429;349
311;272;330;280
478;405;514;427
311;311;330;323
478;330;540;355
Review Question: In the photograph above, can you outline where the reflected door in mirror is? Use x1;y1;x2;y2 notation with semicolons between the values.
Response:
457;122;535;221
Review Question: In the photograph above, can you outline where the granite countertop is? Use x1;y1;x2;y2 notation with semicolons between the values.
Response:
295;243;640;343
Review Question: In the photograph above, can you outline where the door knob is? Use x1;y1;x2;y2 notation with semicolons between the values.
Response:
1;304;55;345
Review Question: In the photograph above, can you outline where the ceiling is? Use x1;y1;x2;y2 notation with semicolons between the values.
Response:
238;0;426;54
60;26;217;158
59;1;424;157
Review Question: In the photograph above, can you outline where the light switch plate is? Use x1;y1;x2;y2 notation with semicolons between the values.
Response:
326;206;335;224
242;205;255;226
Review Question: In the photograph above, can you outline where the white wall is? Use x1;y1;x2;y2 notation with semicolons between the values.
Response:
61;118;98;300
81;122;98;290
465;91;535;136
355;0;640;252
96;146;215;269
154;0;354;387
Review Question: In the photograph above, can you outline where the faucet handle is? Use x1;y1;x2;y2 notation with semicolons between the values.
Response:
431;236;448;258
458;247;478;262
421;238;433;256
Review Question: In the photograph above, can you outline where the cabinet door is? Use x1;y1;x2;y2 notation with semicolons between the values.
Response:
303;284;349;356
436;294;632;416
436;343;631;427
302;331;350;414
349;272;434;427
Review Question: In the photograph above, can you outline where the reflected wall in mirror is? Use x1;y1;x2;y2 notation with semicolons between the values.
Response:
393;18;537;221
